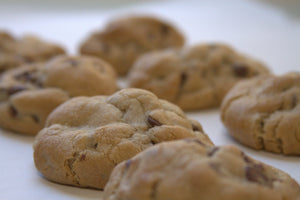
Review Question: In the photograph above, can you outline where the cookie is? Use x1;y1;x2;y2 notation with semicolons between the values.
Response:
128;43;270;110
0;55;117;135
221;72;300;155
79;15;185;75
0;31;65;73
103;139;300;200
33;88;213;189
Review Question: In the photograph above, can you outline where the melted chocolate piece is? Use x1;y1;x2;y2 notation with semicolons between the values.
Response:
9;105;18;117
241;152;253;164
207;147;219;157
184;138;205;146
150;140;156;145
147;116;162;127
233;63;249;77
14;70;43;87
192;124;200;131
7;85;27;96
180;73;187;87
93;143;98;149
160;24;170;35
15;71;33;81
31;115;40;123
79;154;86;161
245;163;272;187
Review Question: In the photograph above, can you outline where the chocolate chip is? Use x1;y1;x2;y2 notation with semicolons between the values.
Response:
14;70;43;87
184;138;205;146
245;163;272;187
192;124;200;131
14;71;32;81
79;154;86;161
9;105;18;117
180;73;187;87
147;116;162;127
233;63;249;77
207;147;219;157
31;115;40;123
291;95;297;109
14;70;40;84
160;24;170;35
93;143;98;149
7;85;27;96
260;120;265;132
150;140;156;145
241;152;253;164
125;159;132;168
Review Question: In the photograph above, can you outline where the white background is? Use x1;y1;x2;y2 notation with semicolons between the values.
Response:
0;0;299;199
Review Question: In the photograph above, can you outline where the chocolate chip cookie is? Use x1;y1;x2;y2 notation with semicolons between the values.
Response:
128;43;270;110
221;72;300;155
0;55;117;135
0;31;65;73
33;88;213;189
103;139;300;200
79;15;185;75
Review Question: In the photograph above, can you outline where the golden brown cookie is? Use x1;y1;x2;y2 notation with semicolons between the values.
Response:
128;43;270;110
0;31;65;73
0;55;117;135
33;88;213;189
103;139;300;200
221;72;300;155
79;15;185;75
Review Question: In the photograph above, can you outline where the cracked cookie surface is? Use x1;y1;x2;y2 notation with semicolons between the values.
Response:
128;43;270;110
0;55;117;135
79;15;185;75
33;88;213;189
221;72;300;155
0;31;65;73
103;139;300;200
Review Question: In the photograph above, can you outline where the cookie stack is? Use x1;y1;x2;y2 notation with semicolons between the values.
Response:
0;15;299;199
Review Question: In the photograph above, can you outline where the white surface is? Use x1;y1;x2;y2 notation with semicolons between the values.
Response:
0;0;300;199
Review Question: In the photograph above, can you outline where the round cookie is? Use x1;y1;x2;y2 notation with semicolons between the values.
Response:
128;43;270;110
0;31;65;73
221;72;300;155
0;55;117;135
79;15;185;75
33;88;213;189
103;139;300;200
